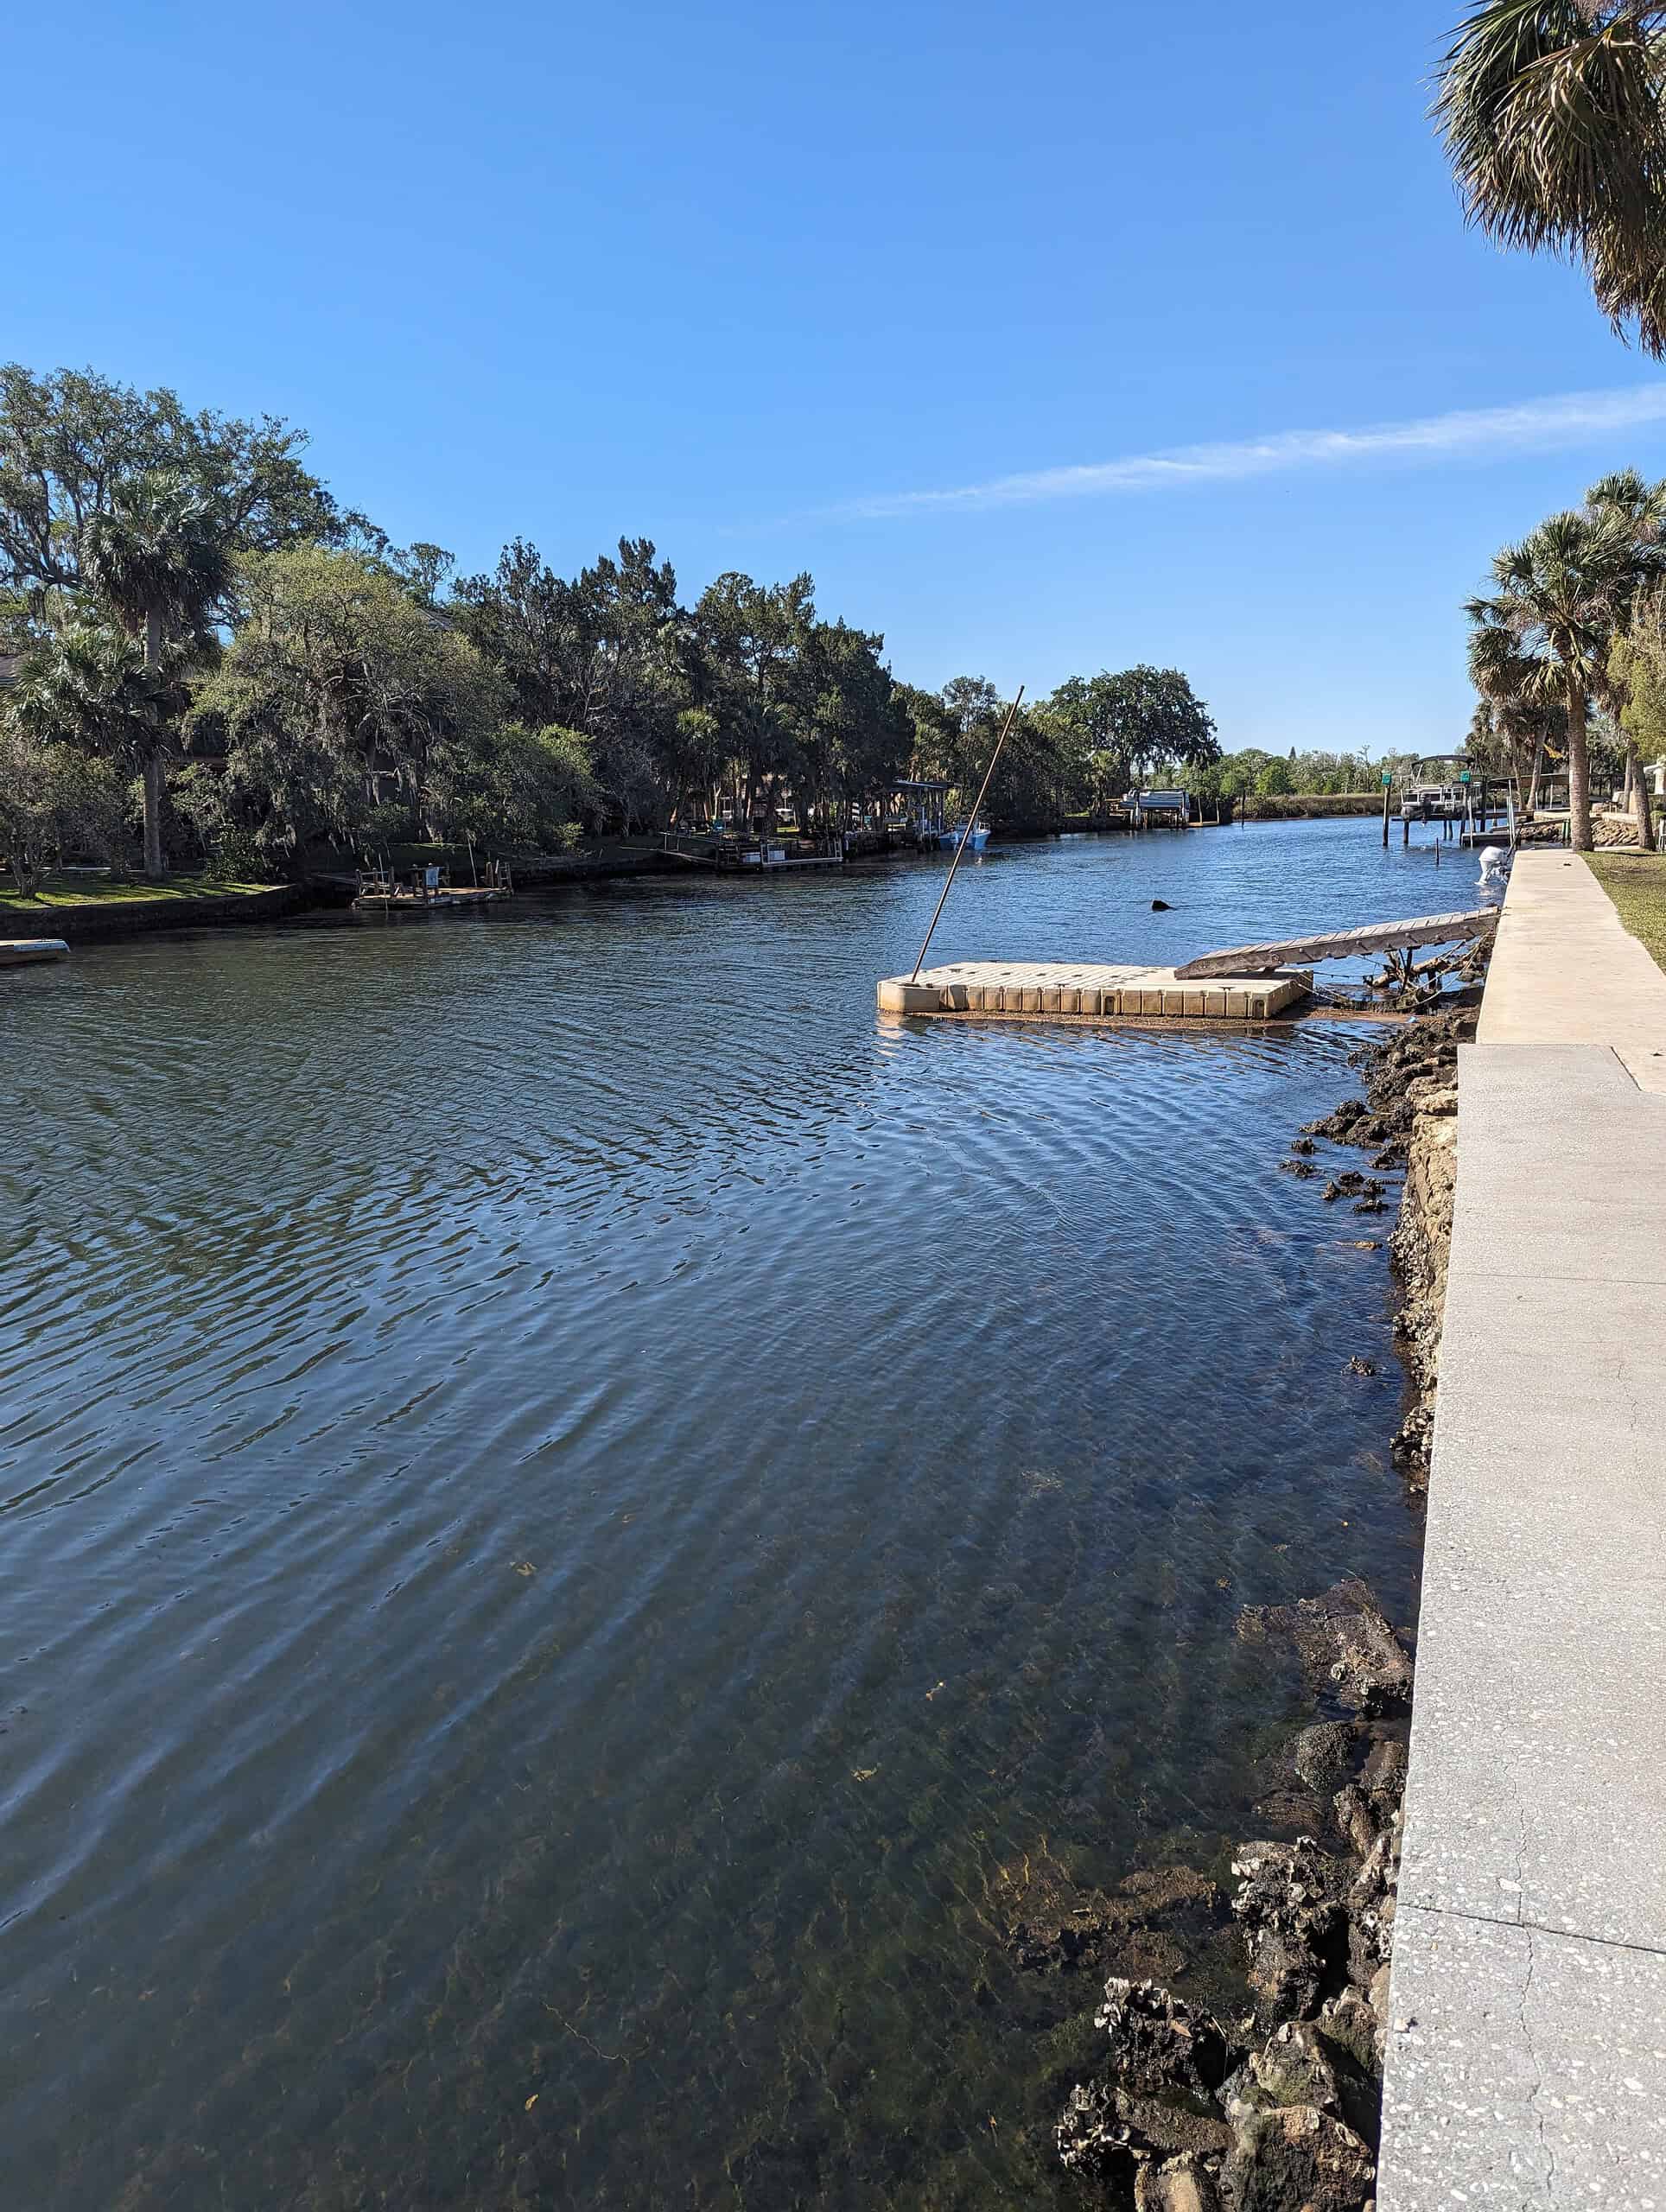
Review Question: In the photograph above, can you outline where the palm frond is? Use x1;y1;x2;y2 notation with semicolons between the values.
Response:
1439;3;1666;238
1587;215;1666;346
1437;3;1666;350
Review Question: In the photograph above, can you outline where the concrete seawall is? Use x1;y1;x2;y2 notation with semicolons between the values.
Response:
1378;854;1666;2208
1;883;309;942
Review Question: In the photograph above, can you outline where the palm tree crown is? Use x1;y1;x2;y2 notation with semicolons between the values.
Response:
1471;508;1643;681
79;473;231;651
8;620;159;772
1438;2;1666;352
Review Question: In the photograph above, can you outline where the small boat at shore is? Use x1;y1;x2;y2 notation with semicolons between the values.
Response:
0;938;69;967
938;821;991;853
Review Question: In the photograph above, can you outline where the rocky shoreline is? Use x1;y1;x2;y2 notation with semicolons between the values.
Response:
1021;1002;1470;2210
1302;1008;1466;1491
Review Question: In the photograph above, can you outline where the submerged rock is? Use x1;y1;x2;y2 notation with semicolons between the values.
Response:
1057;1980;1234;2184
1223;2102;1376;2212
1053;1666;1408;2206
1236;1579;1413;1714
1002;1851;1224;1980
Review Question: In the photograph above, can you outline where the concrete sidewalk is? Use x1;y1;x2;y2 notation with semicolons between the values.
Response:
1378;854;1666;2209
1478;849;1666;1090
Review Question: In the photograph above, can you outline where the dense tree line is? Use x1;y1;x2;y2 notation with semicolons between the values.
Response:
1177;747;1402;804
0;365;1220;886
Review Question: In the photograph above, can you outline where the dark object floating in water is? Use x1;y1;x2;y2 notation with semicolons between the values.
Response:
1151;899;1173;912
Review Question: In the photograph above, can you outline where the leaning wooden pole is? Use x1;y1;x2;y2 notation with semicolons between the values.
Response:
910;687;1025;983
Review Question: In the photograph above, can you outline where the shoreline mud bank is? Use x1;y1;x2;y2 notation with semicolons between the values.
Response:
1028;1005;1468;2210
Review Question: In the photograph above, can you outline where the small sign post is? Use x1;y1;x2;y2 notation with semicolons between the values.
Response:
1381;767;1392;848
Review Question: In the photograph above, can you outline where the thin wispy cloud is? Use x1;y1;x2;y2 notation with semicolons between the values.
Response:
816;385;1666;523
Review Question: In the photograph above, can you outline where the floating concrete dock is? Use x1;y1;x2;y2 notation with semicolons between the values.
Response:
880;912;1499;1023
877;961;1312;1020
0;938;69;967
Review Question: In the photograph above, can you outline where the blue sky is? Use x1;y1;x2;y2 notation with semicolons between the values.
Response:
9;0;1666;754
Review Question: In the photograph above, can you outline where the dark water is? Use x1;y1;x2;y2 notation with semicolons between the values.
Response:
0;823;1449;2209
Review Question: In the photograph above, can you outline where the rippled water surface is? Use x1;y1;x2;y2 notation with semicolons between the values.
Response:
0;823;1446;2209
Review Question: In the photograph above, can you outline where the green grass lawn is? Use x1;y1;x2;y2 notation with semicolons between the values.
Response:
1585;851;1666;976
0;873;276;913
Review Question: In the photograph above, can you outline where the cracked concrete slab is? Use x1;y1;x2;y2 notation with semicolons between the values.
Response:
1379;1907;1666;2212
1397;1513;1666;1944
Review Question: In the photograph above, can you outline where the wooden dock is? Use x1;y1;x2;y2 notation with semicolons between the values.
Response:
658;831;843;872
352;886;509;913
877;961;1312;1020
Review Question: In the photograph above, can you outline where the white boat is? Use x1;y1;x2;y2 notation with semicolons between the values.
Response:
1399;782;1466;820
938;821;991;853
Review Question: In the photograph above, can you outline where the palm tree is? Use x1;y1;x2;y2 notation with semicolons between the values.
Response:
9;619;158;767
1466;642;1560;805
1459;658;1540;809
79;474;230;878
5;622;160;881
1584;467;1664;844
1437;3;1666;353
1466;507;1643;848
